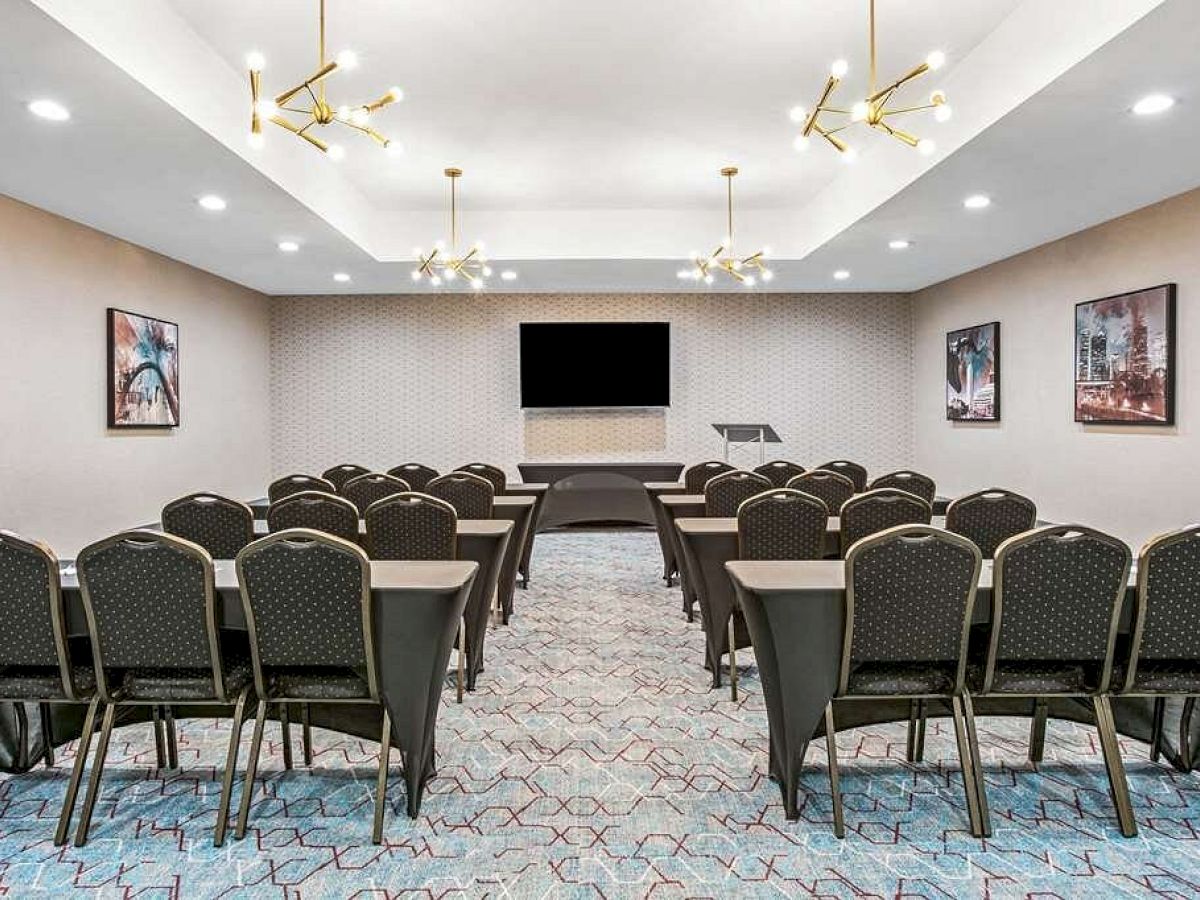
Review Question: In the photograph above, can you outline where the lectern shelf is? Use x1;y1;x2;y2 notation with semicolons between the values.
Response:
711;424;782;466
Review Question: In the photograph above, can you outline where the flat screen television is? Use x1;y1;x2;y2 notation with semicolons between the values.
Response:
520;322;670;408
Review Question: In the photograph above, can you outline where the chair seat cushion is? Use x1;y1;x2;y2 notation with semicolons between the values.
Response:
844;662;956;696
0;664;96;701
267;667;370;700
971;661;1099;694
1123;661;1200;694
118;655;252;701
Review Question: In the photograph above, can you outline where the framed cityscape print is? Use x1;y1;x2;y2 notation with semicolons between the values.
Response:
946;321;1000;421
107;308;180;427
1074;284;1175;425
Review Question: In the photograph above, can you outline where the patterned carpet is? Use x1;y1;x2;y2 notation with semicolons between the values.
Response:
3;529;1200;897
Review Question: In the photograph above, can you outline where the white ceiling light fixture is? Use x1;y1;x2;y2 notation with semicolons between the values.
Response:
197;194;227;212
833;269;851;281
278;240;300;252
888;239;910;250
27;99;70;121
963;193;992;210
333;272;351;282
1132;94;1175;116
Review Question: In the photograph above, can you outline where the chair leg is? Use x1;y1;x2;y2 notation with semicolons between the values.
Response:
164;705;179;770
39;703;55;768
950;695;984;838
74;702;117;847
1029;698;1049;764
728;619;738;702
962;691;991;838
824;703;845;838
372;708;392;845
14;704;30;772
457;617;466;704
280;703;294;771
235;699;269;840
53;697;100;846
1149;697;1165;763
1093;695;1137;838
906;699;927;762
1179;697;1196;772
301;704;314;767
151;705;166;770
213;687;250;848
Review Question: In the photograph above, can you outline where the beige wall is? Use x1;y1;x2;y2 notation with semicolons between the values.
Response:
913;188;1200;548
0;195;271;556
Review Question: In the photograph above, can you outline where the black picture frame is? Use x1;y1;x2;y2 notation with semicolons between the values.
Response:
107;307;181;428
946;321;1000;421
1073;284;1175;426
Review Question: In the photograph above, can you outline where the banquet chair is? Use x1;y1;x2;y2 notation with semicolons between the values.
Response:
426;471;495;519
0;531;100;846
753;460;806;488
827;525;985;838
234;529;393;844
162;493;255;561
785;470;855;517
868;470;937;505
684;460;736;494
387;463;439;491
341;473;410;515
945;488;1037;558
704;470;772;517
970;525;1135;838
74;531;253;848
455;463;507;494
817;460;868;493
267;474;337;504
322;464;372;491
267;491;359;544
839;488;933;557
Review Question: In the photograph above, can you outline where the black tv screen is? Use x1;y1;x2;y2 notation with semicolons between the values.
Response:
520;322;670;408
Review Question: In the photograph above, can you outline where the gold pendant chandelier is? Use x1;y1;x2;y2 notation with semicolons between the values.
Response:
791;0;951;159
678;168;772;288
412;169;494;290
247;0;402;158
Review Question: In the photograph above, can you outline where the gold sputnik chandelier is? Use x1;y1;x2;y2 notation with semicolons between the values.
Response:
678;168;772;288
247;0;402;158
790;0;951;159
412;169;494;290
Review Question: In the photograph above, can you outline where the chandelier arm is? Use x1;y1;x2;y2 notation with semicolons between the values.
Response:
819;123;852;136
802;77;840;136
333;118;391;146
875;121;920;147
816;127;849;153
275;62;339;108
866;63;929;105
882;103;939;116
270;115;330;152
459;248;479;265
366;92;398;113
819;107;853;116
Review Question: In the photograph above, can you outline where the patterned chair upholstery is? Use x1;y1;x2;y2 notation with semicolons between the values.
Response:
785;470;855;516
235;530;392;844
868;470;937;505
945;488;1037;558
266;491;360;544
162;493;254;560
365;493;457;561
268;474;337;504
839;488;933;557
817;460;868;493
455;463;507;494
736;490;828;560
426;472;495;519
683;461;736;494
341;473;410;515
321;464;372;491
703;470;772;518
74;531;252;847
387;463;439;491
973;525;1135;837
753;460;806;488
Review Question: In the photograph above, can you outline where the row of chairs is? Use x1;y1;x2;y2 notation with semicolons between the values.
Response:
269;462;509;504
685;458;878;495
0;527;417;848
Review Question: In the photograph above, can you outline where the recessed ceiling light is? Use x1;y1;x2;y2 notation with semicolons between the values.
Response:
501;270;518;281
833;269;851;280
333;272;351;282
27;99;69;122
1133;94;1175;116
197;195;227;212
277;240;300;252
889;239;911;250
963;194;991;210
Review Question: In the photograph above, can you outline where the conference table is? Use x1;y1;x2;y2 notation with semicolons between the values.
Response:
501;483;548;590
0;560;479;818
645;482;688;585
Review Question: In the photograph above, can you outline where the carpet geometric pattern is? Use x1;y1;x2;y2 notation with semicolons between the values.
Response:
3;530;1200;897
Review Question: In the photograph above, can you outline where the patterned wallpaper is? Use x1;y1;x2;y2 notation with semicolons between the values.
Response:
269;292;914;481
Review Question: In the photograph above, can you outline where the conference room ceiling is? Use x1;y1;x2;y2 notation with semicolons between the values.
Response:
3;0;1196;294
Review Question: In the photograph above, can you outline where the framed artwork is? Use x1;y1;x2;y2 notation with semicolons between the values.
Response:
946;321;1000;421
1074;284;1175;425
107;308;180;427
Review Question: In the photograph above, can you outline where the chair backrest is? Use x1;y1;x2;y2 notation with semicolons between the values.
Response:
868;470;936;505
456;463;507;494
817;460;868;492
268;474;337;504
683;460;736;494
322;464;372;491
736;490;829;560
425;471;495;519
840;488;933;557
341;473;410;515
785;470;855;515
1125;525;1200;690
387;463;439;491
365;493;458;561
266;491;360;543
704;470;773;517
0;530;79;698
945;488;1037;558
77;531;225;701
753;460;806;488
841;525;982;695
161;492;254;560
985;525;1131;693
236;529;376;699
